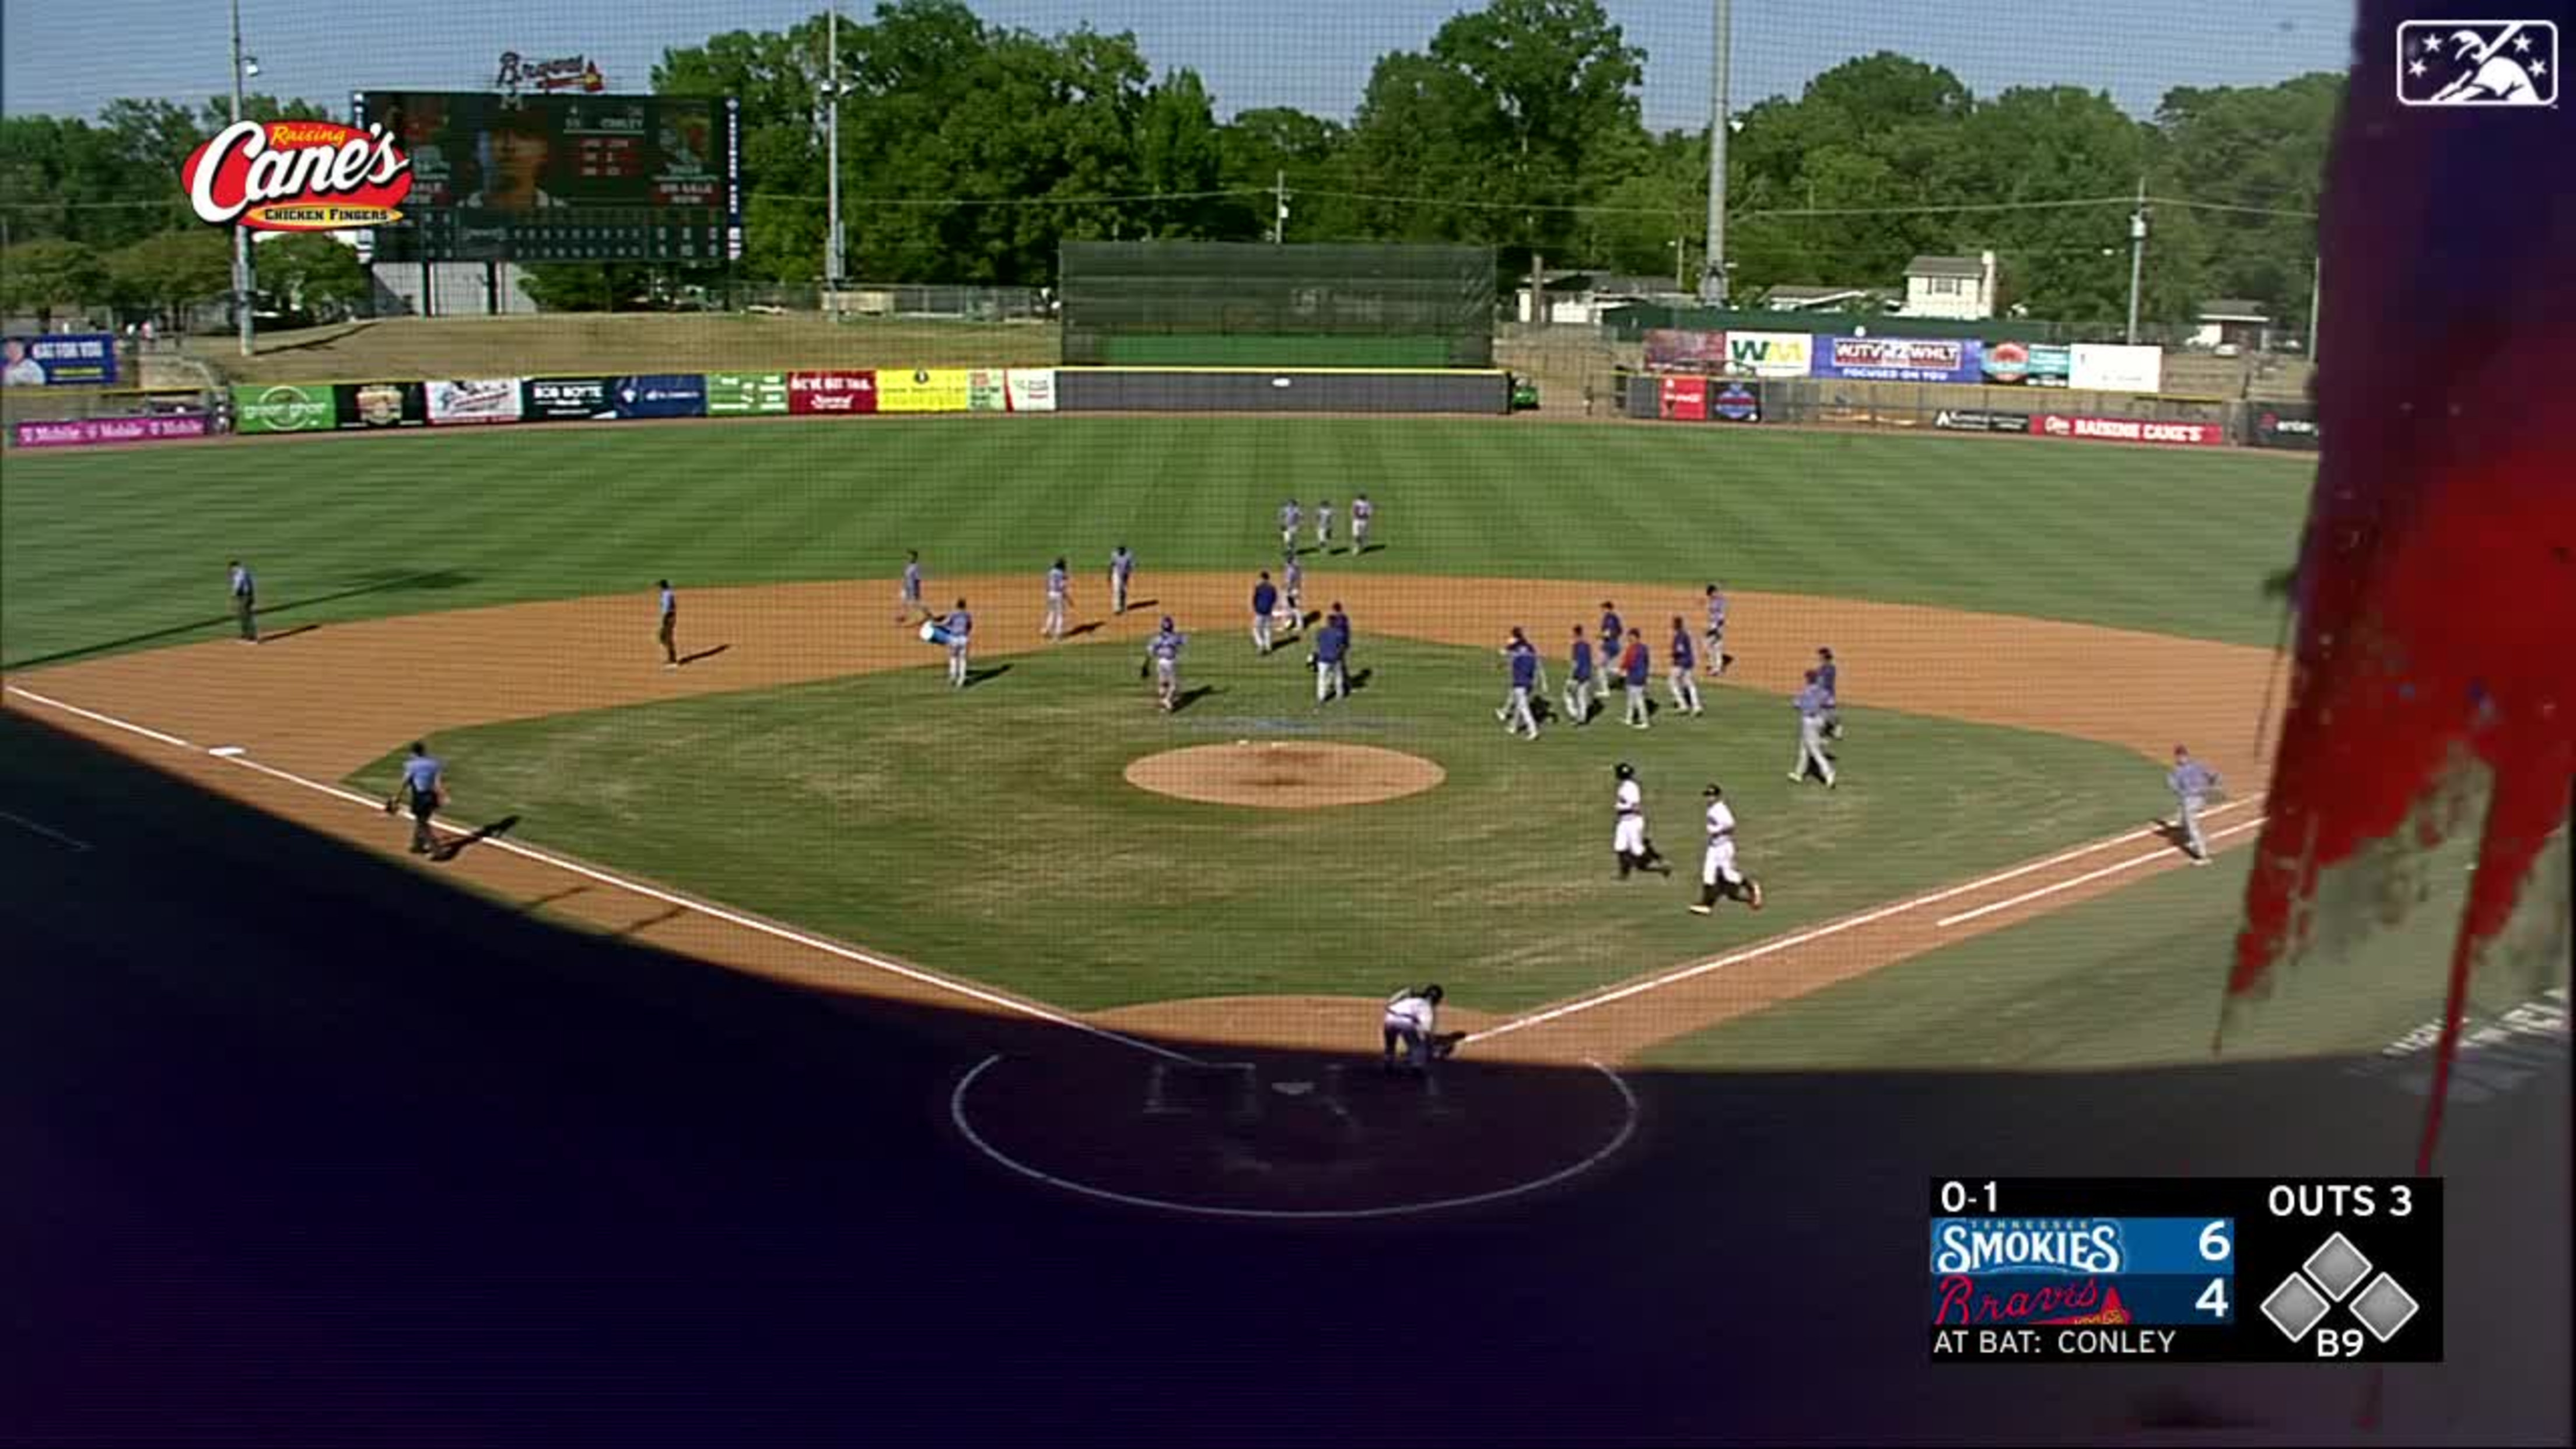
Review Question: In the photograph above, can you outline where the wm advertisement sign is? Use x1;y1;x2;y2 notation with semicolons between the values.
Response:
232;383;336;433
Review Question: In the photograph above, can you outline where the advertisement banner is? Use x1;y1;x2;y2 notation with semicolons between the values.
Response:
1722;331;1814;379
1709;381;1761;423
2;332;120;387
2248;403;2322;451
1003;368;1057;413
1814;335;1982;383
2030;413;2224;447
231;383;337;433
1979;341;2071;387
426;378;523;425
1643;328;1730;373
615;374;709;419
12;414;209;448
1933;408;2035;433
335;380;428;430
967;368;1010;412
521;376;617;422
787;369;878;416
704;372;784;415
876;366;972;414
2067;344;2164;394
1658;376;1708;421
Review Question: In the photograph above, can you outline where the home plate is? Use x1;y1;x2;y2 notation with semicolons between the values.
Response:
1270;1081;1316;1097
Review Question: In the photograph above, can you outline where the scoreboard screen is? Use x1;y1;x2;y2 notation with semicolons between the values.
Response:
352;91;741;264
1929;1178;2442;1363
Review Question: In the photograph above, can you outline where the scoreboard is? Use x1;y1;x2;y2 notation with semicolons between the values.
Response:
352;90;741;264
1929;1178;2441;1362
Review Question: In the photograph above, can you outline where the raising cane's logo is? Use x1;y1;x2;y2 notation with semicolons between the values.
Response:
184;120;413;232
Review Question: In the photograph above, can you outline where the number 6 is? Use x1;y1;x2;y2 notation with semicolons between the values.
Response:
2199;1220;2232;1261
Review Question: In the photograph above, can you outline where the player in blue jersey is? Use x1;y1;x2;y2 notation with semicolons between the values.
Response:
1496;627;1542;738
2168;745;2221;864
1668;617;1704;716
1565;624;1597;725
1144;615;1188;712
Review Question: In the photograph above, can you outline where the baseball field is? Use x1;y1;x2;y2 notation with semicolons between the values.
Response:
16;405;2487;1217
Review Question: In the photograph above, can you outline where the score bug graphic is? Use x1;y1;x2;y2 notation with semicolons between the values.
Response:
1928;1179;2442;1362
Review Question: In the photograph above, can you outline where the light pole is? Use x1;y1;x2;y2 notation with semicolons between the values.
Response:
2123;176;2147;346
825;2;845;295
1699;0;1732;304
229;0;256;355
2306;254;2320;360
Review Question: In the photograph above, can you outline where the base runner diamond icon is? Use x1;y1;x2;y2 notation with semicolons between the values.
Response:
2351;1273;2423;1343
2303;1231;2375;1301
2398;20;2560;107
2262;1273;2332;1342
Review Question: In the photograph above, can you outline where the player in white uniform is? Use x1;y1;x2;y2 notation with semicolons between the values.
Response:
1350;494;1374;554
1041;558;1072;641
1611;762;1671;878
1689;783;1765;915
1381;984;1445;1073
1144;616;1187;712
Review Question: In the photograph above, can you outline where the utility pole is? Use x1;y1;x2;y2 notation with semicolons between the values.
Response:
1273;169;1287;244
825;2;844;293
1699;0;1732;304
2124;176;2148;347
229;0;255;355
2306;254;2321;360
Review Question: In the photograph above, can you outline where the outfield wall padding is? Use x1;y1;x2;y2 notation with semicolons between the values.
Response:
1055;368;1509;415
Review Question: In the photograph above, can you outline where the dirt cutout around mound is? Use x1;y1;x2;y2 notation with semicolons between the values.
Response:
10;570;2277;1071
1125;742;1445;808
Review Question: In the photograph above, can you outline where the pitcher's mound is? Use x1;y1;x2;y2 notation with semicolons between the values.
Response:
1125;741;1443;808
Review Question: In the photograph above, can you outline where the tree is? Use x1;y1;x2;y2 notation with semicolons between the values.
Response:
1217;107;1357;242
0;238;108;328
1132;69;1228;239
106;229;233;326
255;232;369;321
2155;73;2340;331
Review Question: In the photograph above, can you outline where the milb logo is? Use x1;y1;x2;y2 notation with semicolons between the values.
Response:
2398;21;2558;107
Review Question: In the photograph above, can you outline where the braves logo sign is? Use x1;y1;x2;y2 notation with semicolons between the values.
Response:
184;120;413;232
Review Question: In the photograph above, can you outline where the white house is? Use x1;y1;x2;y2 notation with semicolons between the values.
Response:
1516;272;1688;326
1758;284;1892;313
1899;252;1997;321
2191;299;2274;354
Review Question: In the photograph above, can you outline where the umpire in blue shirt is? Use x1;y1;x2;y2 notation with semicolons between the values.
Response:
383;741;447;856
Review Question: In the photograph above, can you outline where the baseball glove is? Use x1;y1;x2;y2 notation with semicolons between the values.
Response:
382;796;398;815
1429;1031;1465;1060
1137;658;1150;681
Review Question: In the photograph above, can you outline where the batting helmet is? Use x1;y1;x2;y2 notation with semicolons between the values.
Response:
1614;761;1636;780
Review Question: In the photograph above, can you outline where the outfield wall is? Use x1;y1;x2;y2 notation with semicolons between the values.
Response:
1054;368;1507;415
6;363;1516;448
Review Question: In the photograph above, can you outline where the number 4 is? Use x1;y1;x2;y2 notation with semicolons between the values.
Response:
2197;1278;2230;1317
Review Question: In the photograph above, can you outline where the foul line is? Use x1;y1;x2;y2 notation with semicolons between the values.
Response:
5;684;1200;1067
1464;796;2264;1046
949;1053;1640;1222
0;808;93;852
1934;816;2266;928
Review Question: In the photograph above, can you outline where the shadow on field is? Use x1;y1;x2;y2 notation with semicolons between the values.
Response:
4;569;478;671
1;708;2563;1448
431;813;521;862
677;645;732;667
961;663;1012;688
1169;683;1220;713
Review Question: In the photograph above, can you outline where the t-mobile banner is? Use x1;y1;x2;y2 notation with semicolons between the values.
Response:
426;378;523;425
12;414;210;447
2030;412;2224;447
787;369;879;415
2067;343;2164;394
2248;403;2322;451
1814;335;1982;383
1658;375;1707;421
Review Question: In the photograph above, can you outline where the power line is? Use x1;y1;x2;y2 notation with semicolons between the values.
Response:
746;187;1266;208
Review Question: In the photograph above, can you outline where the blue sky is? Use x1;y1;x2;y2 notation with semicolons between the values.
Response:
2;0;2354;128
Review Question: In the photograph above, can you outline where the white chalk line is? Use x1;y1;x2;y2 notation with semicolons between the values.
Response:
949;1052;1640;1222
0;808;93;852
1464;796;2265;1046
1934;816;2267;928
4;683;1200;1067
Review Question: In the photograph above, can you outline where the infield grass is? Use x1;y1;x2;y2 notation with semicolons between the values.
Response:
2;418;2308;670
348;636;2162;1013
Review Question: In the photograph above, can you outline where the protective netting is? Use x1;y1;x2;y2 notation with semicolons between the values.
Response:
1059;241;1494;367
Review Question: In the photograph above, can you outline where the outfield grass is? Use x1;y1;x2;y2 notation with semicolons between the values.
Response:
349;637;2164;1013
1640;826;2520;1072
1;419;2308;669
